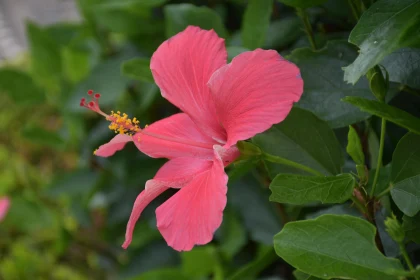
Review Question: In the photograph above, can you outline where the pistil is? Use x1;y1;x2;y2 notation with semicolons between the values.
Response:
80;90;214;151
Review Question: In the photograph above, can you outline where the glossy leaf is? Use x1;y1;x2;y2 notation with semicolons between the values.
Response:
274;215;404;280
264;17;302;49
344;0;420;84
403;213;420;243
390;133;420;216
391;175;420;217
241;0;273;49
344;97;420;135
382;48;420;90
289;41;374;128
347;126;365;165
253;108;343;177
164;4;227;38
391;133;420;183
270;174;355;204
121;58;154;83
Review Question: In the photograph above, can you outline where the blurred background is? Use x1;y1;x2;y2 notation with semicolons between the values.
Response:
1;0;413;279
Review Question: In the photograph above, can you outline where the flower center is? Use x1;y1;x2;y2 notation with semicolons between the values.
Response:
80;91;214;152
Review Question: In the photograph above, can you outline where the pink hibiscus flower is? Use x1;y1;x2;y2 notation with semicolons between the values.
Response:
0;197;10;221
81;26;303;251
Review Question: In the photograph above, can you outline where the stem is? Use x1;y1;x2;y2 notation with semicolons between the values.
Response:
351;196;367;214
377;183;393;198
370;118;386;197
348;0;360;21
262;153;324;176
399;244;415;271
367;200;385;254
401;84;420;97
296;8;317;50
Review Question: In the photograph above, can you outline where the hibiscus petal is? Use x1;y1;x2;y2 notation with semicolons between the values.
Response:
156;149;228;251
152;157;213;189
208;49;304;147
0;197;10;221
134;113;215;160
95;134;132;157
151;26;227;142
122;157;212;249
122;183;168;249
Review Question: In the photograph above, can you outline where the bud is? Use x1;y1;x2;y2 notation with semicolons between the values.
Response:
366;65;389;102
385;213;405;243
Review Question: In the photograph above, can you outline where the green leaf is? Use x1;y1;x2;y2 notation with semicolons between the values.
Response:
121;58;154;83
0;69;45;105
218;208;247;259
47;170;99;197
128;268;188;280
21;125;65;149
67;51;135;111
227;46;249;61
182;246;218;277
164;4;227;38
26;21;61;92
391;174;420;217
347;126;365;165
344;0;420;84
241;0;273;49
391;133;420;183
92;0;165;35
229;175;281;244
382;48;420;89
289;41;375;128
264;17;303;49
343;97;420;135
62;46;91;84
270;174;355;204
403;213;420;243
390;133;420;216
253;108;343;177
276;0;329;8
4;197;57;232
228;246;278;280
274;215;403;280
293;270;323;280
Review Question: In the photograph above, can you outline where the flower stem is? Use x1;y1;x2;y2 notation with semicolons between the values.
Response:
370;118;386;197
262;153;324;176
296;8;317;50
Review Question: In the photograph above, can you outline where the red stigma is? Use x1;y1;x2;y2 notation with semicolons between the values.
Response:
88;101;95;107
94;93;101;99
87;90;94;95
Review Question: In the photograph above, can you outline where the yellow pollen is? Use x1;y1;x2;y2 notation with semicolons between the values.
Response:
93;149;98;155
107;110;140;136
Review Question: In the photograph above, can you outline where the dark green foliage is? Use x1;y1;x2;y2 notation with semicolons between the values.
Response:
1;0;420;279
